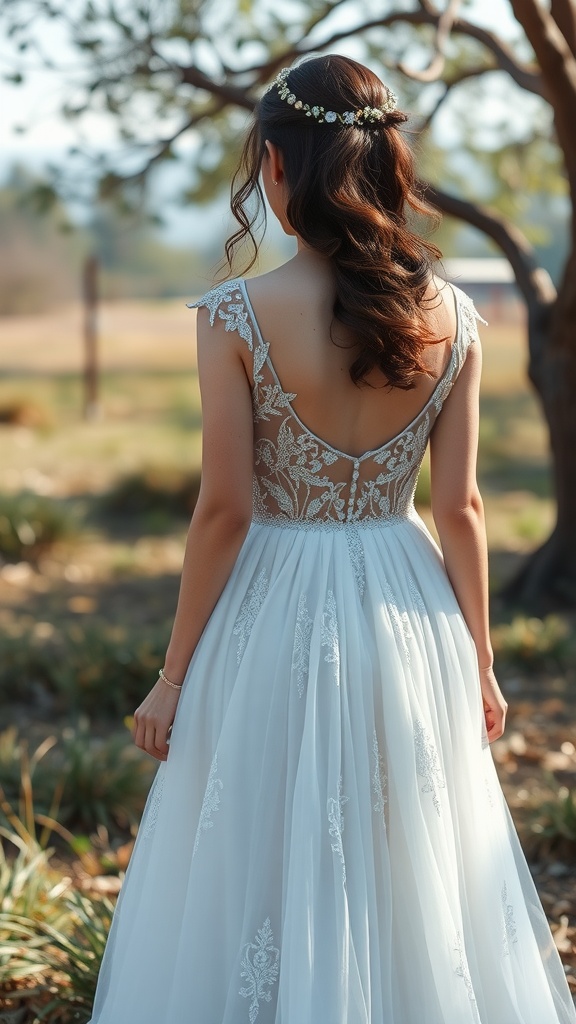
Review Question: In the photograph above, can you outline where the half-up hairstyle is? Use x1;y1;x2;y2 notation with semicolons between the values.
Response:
222;53;445;389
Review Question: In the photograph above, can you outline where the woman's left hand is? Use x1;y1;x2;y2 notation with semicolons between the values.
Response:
132;679;181;761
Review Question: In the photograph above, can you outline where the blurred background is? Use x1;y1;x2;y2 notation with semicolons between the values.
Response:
1;0;576;1017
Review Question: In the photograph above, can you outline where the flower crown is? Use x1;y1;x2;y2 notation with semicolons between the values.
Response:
266;65;398;126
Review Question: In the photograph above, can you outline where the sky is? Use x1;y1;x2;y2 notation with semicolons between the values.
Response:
0;0;530;247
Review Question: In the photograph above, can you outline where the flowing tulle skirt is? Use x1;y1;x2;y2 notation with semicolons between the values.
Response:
89;515;576;1024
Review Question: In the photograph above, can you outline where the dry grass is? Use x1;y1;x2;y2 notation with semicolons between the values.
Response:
2;298;197;373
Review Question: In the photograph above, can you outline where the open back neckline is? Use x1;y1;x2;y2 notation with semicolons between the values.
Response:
239;277;461;464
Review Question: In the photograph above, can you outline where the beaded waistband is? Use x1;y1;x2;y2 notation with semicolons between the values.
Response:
250;508;418;531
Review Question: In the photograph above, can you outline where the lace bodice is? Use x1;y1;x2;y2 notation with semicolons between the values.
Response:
188;278;485;529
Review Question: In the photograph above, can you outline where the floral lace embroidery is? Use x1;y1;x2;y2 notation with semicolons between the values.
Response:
254;383;297;423
142;765;165;839
453;930;481;1022
453;285;488;344
346;525;366;600
292;593;313;698
189;279;483;529
327;775;349;884
501;880;518;957
407;573;427;618
254;421;346;522
188;281;254;349
414;718;446;816
239;917;280;1023
193;752;223;857
233;568;269;664
321;590;340;677
382;575;413;663
372;729;388;821
484;774;495;808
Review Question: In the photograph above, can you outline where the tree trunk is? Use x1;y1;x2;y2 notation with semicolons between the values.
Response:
503;251;576;610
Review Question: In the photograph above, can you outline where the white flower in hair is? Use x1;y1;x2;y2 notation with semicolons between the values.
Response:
265;65;398;126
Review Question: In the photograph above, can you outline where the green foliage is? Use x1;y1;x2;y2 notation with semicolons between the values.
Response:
492;615;574;673
0;822;112;1021
528;771;576;859
52;721;153;832
0;619;171;718
0;735;120;1019
0;723;153;836
3;0;565;255
0;889;112;1021
0;492;76;561
98;466;201;529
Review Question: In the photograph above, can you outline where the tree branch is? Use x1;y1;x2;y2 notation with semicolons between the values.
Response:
99;103;226;195
178;62;255;110
418;64;496;129
423;182;556;309
241;10;543;98
551;0;576;56
398;0;462;82
510;0;576;199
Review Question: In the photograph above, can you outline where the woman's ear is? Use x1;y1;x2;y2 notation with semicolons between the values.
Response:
264;140;284;186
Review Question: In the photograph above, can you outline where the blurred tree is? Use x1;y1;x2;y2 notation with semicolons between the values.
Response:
0;170;207;305
2;0;576;609
0;167;85;313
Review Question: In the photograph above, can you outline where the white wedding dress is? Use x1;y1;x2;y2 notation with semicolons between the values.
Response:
89;278;576;1024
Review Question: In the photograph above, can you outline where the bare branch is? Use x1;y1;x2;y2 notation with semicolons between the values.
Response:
418;64;494;130
101;103;226;193
423;181;556;309
179;63;255;110
242;9;542;98
398;0;462;83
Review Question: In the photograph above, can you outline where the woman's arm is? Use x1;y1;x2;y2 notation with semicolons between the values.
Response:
429;337;508;742
132;306;254;761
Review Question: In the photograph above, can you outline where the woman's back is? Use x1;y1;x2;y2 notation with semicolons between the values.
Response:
190;262;475;528
242;253;457;460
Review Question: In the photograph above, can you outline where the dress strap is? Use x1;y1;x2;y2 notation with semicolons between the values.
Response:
187;278;268;384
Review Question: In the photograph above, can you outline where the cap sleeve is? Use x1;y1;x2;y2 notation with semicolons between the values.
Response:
187;278;254;352
450;283;487;366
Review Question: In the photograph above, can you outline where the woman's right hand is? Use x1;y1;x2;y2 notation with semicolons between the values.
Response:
479;665;508;743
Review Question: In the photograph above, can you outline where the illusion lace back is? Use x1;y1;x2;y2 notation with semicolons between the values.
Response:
88;278;576;1024
191;277;480;529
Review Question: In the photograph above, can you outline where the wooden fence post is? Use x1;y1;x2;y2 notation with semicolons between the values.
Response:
83;253;101;420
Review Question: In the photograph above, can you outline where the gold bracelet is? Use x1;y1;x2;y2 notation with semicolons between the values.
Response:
159;668;183;690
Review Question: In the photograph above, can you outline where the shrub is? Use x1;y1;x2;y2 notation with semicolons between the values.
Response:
54;720;154;832
0;824;112;1022
491;615;574;674
0;492;75;561
98;466;201;530
526;771;576;860
0;757;115;1021
0;723;154;836
0;619;171;718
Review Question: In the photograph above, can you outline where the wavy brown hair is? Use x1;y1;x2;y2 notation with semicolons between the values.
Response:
221;53;446;389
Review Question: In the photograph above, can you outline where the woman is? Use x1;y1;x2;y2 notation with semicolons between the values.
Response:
89;54;576;1023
